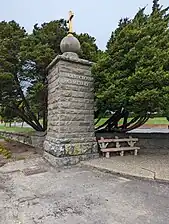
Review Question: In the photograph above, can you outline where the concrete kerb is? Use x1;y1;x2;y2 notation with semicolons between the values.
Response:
80;162;153;181
80;160;169;184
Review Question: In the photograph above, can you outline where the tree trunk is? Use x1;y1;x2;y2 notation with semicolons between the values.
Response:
11;105;44;131
14;75;43;130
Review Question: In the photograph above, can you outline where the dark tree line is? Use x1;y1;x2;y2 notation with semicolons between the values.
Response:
93;0;169;131
0;20;98;131
1;0;169;132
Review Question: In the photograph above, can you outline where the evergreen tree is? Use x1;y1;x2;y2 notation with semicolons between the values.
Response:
0;20;99;131
93;1;169;131
152;0;160;12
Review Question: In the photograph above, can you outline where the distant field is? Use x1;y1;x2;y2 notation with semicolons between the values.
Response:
0;125;33;133
146;117;169;124
95;117;169;127
0;117;168;133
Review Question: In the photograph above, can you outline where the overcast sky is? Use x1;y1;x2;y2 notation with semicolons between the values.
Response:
0;0;168;49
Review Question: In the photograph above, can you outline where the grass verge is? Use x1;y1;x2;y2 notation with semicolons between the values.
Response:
0;125;33;133
95;117;169;127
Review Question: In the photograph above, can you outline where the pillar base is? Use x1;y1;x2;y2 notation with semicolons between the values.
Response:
43;151;99;167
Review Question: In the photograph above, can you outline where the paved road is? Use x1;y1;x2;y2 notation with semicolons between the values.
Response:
0;158;169;224
2;121;169;133
129;128;169;133
3;122;169;133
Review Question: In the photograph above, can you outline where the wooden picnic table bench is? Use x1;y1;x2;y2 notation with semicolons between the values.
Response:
98;136;140;158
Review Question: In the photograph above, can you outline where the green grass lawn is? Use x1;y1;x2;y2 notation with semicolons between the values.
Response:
0;117;168;133
0;125;33;133
95;117;169;127
146;117;168;124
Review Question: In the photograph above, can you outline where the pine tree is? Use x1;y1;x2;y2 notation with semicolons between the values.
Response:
0;20;99;131
93;2;169;131
152;0;160;12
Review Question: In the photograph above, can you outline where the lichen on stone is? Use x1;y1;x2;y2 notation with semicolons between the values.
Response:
0;143;12;159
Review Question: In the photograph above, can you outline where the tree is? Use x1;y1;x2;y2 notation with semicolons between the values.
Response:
106;17;130;50
0;106;16;127
19;20;66;131
76;33;98;62
21;20;99;130
0;20;99;131
93;2;169;132
152;0;160;12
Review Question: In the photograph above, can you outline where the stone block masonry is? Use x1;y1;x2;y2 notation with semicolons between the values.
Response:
0;131;45;149
44;54;99;166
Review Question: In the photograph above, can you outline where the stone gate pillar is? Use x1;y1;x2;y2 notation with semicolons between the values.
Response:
43;34;99;166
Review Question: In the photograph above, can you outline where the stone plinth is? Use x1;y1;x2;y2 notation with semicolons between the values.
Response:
43;54;98;166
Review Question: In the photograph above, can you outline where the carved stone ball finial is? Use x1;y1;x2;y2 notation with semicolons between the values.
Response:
60;11;81;58
60;35;81;56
